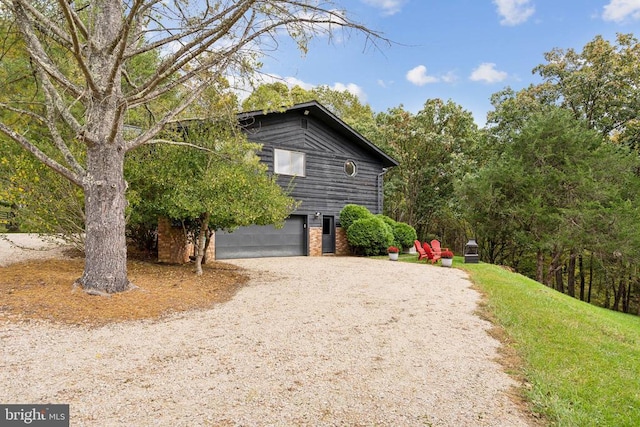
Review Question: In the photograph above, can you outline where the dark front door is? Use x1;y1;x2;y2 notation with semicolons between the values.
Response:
322;216;335;254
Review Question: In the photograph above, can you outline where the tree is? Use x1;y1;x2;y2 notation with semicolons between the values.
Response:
462;107;640;294
127;120;297;275
533;33;640;148
0;1;384;293
377;99;478;243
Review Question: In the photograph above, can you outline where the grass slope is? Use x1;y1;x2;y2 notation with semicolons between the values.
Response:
461;262;640;427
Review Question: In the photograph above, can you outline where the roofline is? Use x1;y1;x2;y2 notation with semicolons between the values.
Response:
238;101;399;168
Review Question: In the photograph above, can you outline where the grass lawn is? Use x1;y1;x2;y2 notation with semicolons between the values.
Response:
390;253;640;425
458;261;640;426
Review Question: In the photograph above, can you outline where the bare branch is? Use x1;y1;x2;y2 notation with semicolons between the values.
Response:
0;121;83;187
12;0;73;48
56;0;96;93
11;1;85;98
41;84;87;176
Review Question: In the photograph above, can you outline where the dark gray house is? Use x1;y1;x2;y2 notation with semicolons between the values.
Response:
157;101;397;262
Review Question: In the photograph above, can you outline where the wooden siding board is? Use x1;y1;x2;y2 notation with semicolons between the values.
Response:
244;112;387;217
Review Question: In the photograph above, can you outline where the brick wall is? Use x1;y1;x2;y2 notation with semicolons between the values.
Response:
206;231;215;261
309;227;322;256
157;217;192;264
335;226;350;256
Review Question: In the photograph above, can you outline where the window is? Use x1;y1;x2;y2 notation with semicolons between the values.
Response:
344;160;357;177
274;149;305;176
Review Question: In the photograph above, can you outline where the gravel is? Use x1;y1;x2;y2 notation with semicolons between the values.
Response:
1;240;531;426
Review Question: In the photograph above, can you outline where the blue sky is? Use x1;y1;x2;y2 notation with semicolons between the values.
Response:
257;0;640;126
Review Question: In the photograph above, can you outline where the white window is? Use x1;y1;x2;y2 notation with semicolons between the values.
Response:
344;160;357;177
274;149;305;176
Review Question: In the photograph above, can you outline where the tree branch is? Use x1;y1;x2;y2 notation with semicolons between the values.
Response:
0;121;83;187
11;1;85;99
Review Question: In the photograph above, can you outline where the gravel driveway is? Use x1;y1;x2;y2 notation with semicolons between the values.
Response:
1;239;531;426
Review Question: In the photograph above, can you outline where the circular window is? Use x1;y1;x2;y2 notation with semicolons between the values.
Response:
344;160;357;177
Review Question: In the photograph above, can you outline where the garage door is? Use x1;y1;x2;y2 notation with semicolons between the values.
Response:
215;215;307;259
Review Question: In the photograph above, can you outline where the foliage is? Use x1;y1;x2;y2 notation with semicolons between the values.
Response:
393;221;418;250
339;204;372;232
377;99;478;249
387;246;399;253
1;150;85;248
346;216;394;256
376;214;416;250
241;82;380;140
533;33;640;147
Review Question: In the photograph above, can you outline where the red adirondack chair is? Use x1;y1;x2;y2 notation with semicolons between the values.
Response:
415;240;429;261
423;242;440;264
430;239;449;257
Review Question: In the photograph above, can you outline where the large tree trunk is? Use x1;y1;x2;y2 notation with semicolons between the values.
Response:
77;144;130;294
76;0;129;294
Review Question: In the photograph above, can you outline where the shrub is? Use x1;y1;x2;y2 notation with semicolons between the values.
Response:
375;214;417;251
339;204;372;232
346;216;394;256
394;222;417;250
376;214;400;246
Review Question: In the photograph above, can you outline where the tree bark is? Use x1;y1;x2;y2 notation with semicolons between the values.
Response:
77;144;130;294
587;253;593;303
194;213;210;276
536;249;544;284
613;275;626;312
579;254;585;301
567;250;576;297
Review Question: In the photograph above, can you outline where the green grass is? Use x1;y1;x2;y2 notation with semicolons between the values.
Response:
384;253;640;424
459;262;640;426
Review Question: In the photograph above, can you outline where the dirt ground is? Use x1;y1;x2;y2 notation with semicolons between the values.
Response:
0;252;248;327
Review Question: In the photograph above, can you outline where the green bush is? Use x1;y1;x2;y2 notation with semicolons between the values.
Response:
339;204;372;231
346;216;394;256
375;214;417;251
394;222;417;250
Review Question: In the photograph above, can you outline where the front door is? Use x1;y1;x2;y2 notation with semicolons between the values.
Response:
322;216;335;254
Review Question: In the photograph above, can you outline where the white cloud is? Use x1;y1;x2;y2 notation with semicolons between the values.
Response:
469;63;508;83
330;82;368;102
493;0;535;26
406;65;439;86
283;76;315;90
361;0;407;16
602;0;640;22
441;71;459;84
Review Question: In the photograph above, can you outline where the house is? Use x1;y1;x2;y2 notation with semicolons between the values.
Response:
157;101;398;262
